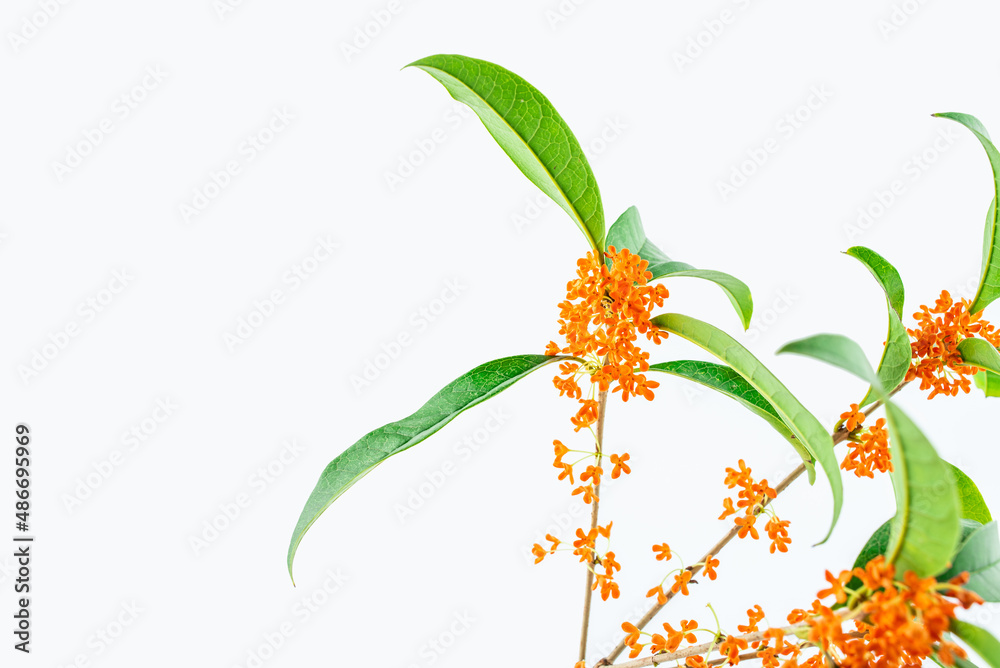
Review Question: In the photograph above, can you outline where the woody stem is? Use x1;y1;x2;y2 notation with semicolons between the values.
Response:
596;386;903;667
578;387;609;663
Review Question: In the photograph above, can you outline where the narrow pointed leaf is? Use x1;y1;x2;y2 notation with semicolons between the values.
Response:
933;113;1000;314
605;206;753;329
939;521;1000;602
845;246;911;406
958;338;1000;375
408;54;604;250
288;354;574;581
951;620;1000;668
951;463;994;525
650;313;842;542
777;333;881;392
649;360;816;482
883;403;962;576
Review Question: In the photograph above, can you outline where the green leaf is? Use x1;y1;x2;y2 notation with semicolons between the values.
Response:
604;206;753;329
649;313;842;542
958;338;1000;375
852;519;893;573
287;353;573;582
951;620;1000;668
940;521;1000;602
408;54;604;250
845;246;905;318
883;403;962;577
933;113;1000;314
975;369;1000;397
776;333;881;391
648;360;816;482
951;463;994;525
844;246;911;407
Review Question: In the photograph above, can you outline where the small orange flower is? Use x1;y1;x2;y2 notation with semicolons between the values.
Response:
663;619;699;651
686;657;707;668
571;399;600;431
572;485;599;504
552;439;569;463
603;551;621;575
649;633;668;654
735;514;759;540
609;452;631;478
597;521;613;539
556;462;575;484
703;554;720;580
580;464;603;486
738;604;765;633
719;497;737;520
840;403;865;432
720;634;749;664
530;544;547;564
671;570;693;596
817;569;849;604
652;543;672;561
724;459;752;488
647;584;668;605
621;621;641;646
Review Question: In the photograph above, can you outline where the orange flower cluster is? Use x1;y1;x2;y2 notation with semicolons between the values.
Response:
841;416;892;479
782;556;982;667
907;289;1000;398
643;545;719;608
622;618;699;659
546;246;668;413
719;460;790;553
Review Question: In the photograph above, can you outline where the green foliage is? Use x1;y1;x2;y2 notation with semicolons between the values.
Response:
777;333;882;391
939;520;1000;601
648;360;816;482
950;620;1000;668
958;339;1000;375
604;206;753;328
408;54;605;250
649;313;842;541
883;404;962;577
933;113;1000;314
844;246;910;407
287;354;573;581
975;369;1000;397
951;464;994;524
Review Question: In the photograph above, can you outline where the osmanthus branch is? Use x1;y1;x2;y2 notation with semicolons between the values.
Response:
595;390;900;667
579;388;610;662
605;622;863;668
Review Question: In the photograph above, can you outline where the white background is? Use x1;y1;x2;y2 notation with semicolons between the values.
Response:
3;0;1000;666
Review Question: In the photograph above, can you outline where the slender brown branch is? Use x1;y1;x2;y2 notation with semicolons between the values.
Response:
579;388;610;662
595;389;900;667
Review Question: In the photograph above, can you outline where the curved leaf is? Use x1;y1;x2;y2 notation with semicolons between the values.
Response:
650;313;842;542
940;521;1000;602
288;354;574;581
845;246;905;318
951;620;1000;668
605;206;753;329
975;369;1000;397
883;403;962;577
777;333;881;391
951;463;994;524
933;113;1000;314
408;54;604;250
845;246;911;406
959;338;1000;375
648;360;815;482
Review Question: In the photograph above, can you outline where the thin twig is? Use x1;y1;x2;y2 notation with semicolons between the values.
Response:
579;388;610;662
